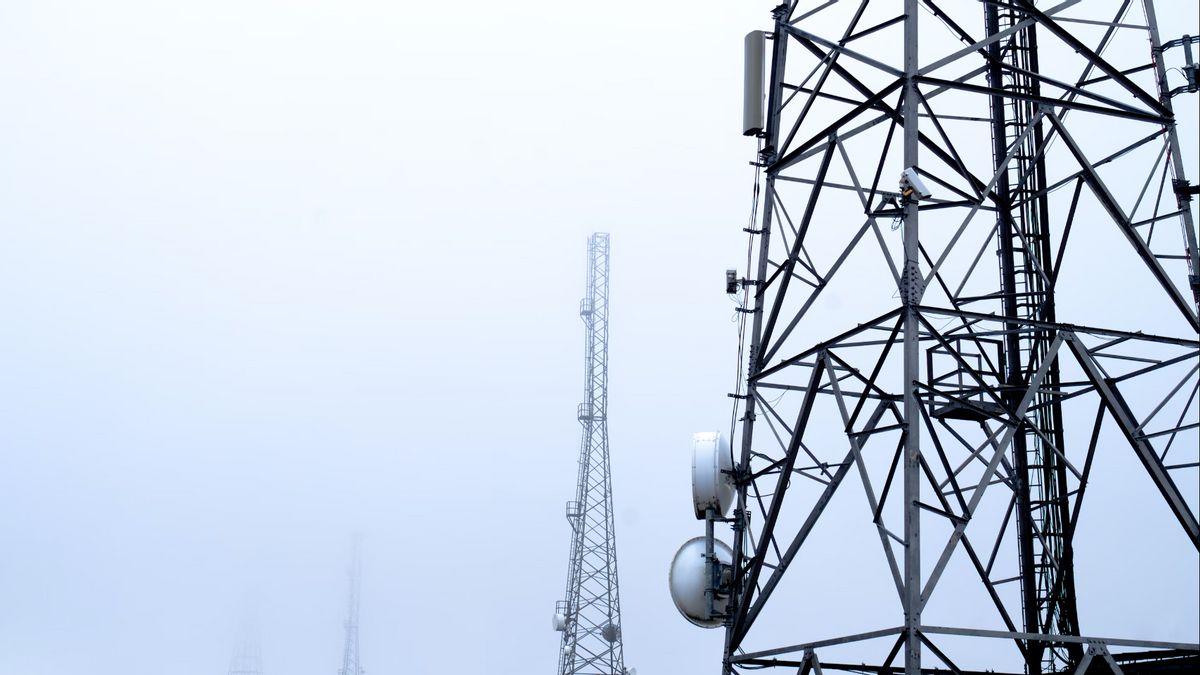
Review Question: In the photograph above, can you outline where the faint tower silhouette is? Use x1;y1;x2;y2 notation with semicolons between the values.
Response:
338;536;364;675
554;233;628;675
227;628;263;675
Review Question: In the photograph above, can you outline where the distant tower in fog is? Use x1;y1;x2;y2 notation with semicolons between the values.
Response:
338;537;364;675
227;630;263;675
553;233;629;675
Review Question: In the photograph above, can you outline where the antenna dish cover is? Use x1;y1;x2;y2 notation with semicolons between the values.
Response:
552;612;567;631
668;536;733;628
692;431;735;519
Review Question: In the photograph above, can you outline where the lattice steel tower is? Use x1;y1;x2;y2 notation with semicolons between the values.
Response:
555;232;628;675
681;1;1199;674
227;631;263;675
338;538;363;675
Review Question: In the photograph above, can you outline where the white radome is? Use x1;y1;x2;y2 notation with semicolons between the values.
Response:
668;535;733;628
552;612;567;632
692;431;735;519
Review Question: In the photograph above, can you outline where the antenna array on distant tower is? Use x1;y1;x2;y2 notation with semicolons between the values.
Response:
555;233;629;675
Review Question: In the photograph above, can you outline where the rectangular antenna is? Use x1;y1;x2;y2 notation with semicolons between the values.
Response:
743;30;766;136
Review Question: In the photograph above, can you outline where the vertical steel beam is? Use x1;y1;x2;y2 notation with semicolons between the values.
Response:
982;7;1042;670
727;7;789;673
1142;0;1200;309
902;2;923;673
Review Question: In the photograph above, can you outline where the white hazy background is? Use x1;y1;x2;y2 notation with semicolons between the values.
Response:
0;2;1195;674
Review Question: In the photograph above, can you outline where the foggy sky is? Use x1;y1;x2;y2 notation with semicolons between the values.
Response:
0;2;1196;674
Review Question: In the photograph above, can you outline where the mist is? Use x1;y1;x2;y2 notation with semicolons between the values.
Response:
0;1;1196;674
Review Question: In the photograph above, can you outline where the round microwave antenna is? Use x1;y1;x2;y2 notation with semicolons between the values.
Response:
691;431;734;519
668;536;733;628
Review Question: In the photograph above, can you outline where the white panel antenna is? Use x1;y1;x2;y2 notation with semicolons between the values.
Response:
743;31;766;136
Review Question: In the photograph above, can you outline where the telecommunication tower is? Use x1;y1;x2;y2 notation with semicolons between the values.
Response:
554;233;630;675
338;538;364;675
670;2;1199;674
227;631;263;675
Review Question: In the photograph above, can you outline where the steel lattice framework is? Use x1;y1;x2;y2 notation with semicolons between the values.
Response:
228;631;263;675
717;2;1199;674
338;539;363;675
558;232;627;675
